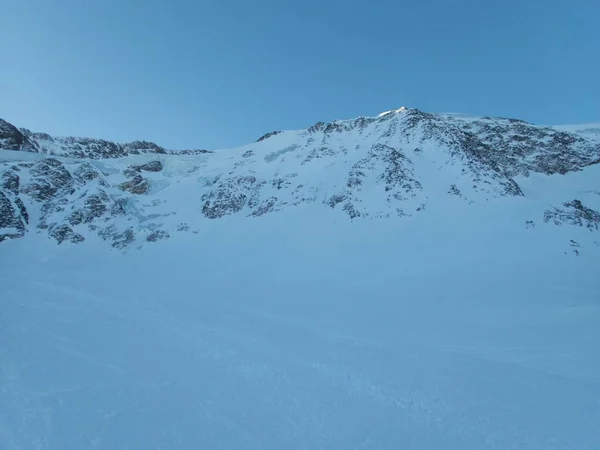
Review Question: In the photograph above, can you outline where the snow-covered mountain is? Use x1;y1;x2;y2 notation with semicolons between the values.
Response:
1;108;599;249
2;108;600;449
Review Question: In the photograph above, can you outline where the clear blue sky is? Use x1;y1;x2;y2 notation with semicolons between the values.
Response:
2;0;599;150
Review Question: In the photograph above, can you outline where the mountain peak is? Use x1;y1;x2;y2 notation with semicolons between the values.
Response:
377;106;408;117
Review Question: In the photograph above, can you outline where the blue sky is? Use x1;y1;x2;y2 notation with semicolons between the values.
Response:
2;0;599;150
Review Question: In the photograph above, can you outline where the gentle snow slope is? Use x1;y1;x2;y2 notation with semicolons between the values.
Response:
1;168;600;449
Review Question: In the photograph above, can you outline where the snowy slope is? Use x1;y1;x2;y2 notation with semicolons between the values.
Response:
1;108;600;449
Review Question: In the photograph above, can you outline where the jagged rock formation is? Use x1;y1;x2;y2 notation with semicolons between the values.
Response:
0;118;210;159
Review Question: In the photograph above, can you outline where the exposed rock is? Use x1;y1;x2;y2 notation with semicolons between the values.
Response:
271;178;291;190
22;158;74;201
49;224;85;244
543;200;600;230
122;141;166;155
119;174;150;195
111;198;129;216
1;118;208;158
97;227;136;249
343;202;361;219
0;119;37;151
73;163;100;182
14;198;29;224
326;193;348;209
257;131;282;142
201;176;258;219
112;228;135;249
448;184;462;196
124;166;140;177
302;146;338;165
1;171;20;195
0;191;26;241
137;160;163;172
569;239;581;256
68;193;110;225
251;197;277;217
147;230;170;242
308;122;326;134
39;198;70;230
177;223;190;232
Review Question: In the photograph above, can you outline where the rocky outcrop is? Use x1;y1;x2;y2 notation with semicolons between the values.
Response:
147;230;170;242
201;176;260;219
73;163;101;183
22;159;74;201
119;174;150;195
0;119;37;151
257;131;282;142
251;197;278;217
49;224;85;244
137;160;163;172
68;193;111;226
0;191;27;242
544;200;600;230
2;170;20;195
1;118;212;159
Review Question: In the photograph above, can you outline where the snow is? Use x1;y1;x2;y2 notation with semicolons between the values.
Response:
2;165;600;449
551;123;600;143
1;111;600;449
377;106;407;117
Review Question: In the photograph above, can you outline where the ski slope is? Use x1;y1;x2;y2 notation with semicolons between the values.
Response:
2;183;600;449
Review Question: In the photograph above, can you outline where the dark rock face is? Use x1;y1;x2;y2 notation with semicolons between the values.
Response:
23;159;74;201
544;200;600;230
1;118;212;158
329;143;424;218
112;228;135;249
119;174;150;195
308;122;326;134
257;131;282;142
147;230;170;242
68;193;110;225
398;110;600;177
137;160;163;172
251;197;277;217
326;193;348;209
122;160;162;179
0;156;141;248
122;141;166;155
97;226;136;249
0;119;36;151
1;171;19;195
73;163;100;183
201;176;258;219
14;198;29;224
49;224;85;244
0;191;27;241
